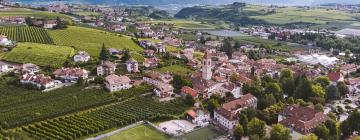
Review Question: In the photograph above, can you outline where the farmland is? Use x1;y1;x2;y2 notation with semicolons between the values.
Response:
144;19;217;29
156;65;194;76
101;124;170;140
0;26;53;44
2;43;75;67
19;97;189;140
48;26;143;57
0;75;116;128
0;8;72;22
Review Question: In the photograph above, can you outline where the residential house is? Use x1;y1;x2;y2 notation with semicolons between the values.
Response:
0;35;12;46
348;77;360;94
163;37;182;47
182;48;194;60
144;49;155;57
154;43;166;53
44;20;57;29
105;74;132;92
21;63;40;74
73;51;90;62
154;83;174;98
186;109;210;126
278;104;328;134
213;94;257;132
181;86;198;98
144;57;160;68
20;73;56;89
108;48;121;55
143;71;174;98
205;41;223;48
53;67;89;82
48;3;69;13
0;61;10;73
328;71;344;85
126;59;139;73
107;23;126;32
97;61;116;76
139;40;153;48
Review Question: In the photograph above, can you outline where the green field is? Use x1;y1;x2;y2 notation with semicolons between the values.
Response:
144;20;216;29
233;36;303;51
0;26;54;44
177;126;225;140
0;75;115;128
102;125;170;140
156;65;193;76
0;8;72;22
130;51;145;63
2;43;75;67
48;26;143;57
73;11;101;16
251;7;360;25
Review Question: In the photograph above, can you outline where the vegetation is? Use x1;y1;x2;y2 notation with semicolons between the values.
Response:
156;65;194;76
19;97;189;139
0;26;53;44
48;26;143;57
102;124;170;140
0;8;72;22
2;43;75;67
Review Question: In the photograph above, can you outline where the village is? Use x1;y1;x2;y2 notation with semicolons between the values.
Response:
0;1;360;140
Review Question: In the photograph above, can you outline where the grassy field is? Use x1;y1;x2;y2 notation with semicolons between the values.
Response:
73;11;100;16
0;8;72;22
251;7;359;25
177;126;225;140
0;26;54;44
156;65;193;76
233;36;303;51
130;51;145;63
2;42;75;67
48;26;143;57
144;19;216;29
102;125;170;140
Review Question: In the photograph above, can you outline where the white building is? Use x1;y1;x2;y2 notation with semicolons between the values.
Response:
20;73;56;89
53;68;89;82
214;94;257;132
297;54;339;67
126;59;139;73
97;61;116;76
105;74;132;92
22;63;40;74
73;51;90;62
43;20;57;29
0;61;10;73
143;72;174;98
186;109;210;126
202;51;212;80
154;83;174;98
0;35;12;46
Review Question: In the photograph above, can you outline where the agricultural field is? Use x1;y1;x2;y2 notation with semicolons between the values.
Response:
144;19;216;29
19;97;189;140
0;8;72;22
102;125;170;140
130;51;145;63
156;65;194;76
0;76;116;128
233;36;303;52
48;26;143;57
2;43;75;67
0;26;54;44
251;7;360;25
73;11;101;16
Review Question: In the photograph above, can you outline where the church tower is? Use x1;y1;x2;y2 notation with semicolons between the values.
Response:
202;51;212;80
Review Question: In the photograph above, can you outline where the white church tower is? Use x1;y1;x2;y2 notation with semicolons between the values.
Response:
202;50;212;80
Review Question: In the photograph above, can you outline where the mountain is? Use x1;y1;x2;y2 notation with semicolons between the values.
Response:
10;0;360;6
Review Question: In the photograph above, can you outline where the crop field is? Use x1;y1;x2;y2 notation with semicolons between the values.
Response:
20;97;189;140
0;76;116;128
102;124;170;140
0;26;54;44
251;7;360;25
2;43;75;67
0;8;72;22
48;26;143;57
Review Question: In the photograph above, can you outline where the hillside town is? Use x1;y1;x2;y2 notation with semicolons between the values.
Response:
0;1;360;140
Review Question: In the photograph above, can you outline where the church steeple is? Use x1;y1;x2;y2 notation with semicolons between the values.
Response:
202;50;212;80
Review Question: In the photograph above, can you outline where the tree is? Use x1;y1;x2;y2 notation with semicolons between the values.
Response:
270;124;292;140
172;75;192;93
247;118;266;138
280;68;293;82
314;124;330;140
314;103;324;112
326;85;340;100
340;110;360;138
234;123;244;140
325;120;339;140
312;84;326;98
206;99;220;117
184;94;195;106
281;77;295;96
294;75;314;101
315;76;331;88
121;50;130;62
265;82;283;101
99;43;110;61
239;114;249;135
299;134;318;140
337;81;349;97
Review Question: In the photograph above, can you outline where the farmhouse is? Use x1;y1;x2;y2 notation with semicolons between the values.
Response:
73;51;90;62
20;73;56;89
278;104;328;134
53;67;89;82
126;59;139;73
214;94;257;132
97;61;116;76
105;74;132;92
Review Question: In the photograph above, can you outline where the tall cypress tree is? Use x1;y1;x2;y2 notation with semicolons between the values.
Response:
99;43;110;61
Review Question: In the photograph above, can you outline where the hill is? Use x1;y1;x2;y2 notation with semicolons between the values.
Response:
0;26;53;44
48;26;143;57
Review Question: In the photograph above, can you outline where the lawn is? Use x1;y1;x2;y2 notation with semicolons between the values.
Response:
0;8;73;22
2;42;75;67
251;7;359;25
48;26;143;57
156;65;193;76
177;126;225;140
102;125;170;140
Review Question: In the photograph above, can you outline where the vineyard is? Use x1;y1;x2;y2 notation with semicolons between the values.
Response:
0;26;54;44
2;43;75;67
48;26;143;57
20;97;189;140
0;76;116;128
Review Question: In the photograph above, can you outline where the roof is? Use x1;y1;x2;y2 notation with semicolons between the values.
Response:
105;74;131;85
126;59;137;64
222;93;257;111
100;61;116;68
203;50;212;59
181;86;198;97
328;71;341;82
187;110;197;118
53;67;88;77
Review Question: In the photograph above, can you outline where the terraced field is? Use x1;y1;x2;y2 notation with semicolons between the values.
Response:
48;26;143;57
2;42;75;67
0;26;53;44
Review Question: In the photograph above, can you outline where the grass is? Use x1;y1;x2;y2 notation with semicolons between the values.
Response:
73;11;100;16
251;7;359;25
177;126;225;140
2;42;75;67
233;36;303;52
0;8;72;22
48;26;143;57
144;19;216;29
130;51;145;63
156;65;193;76
101;125;170;140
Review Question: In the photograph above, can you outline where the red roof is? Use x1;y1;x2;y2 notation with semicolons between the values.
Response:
187;110;197;118
181;86;198;98
328;71;341;82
